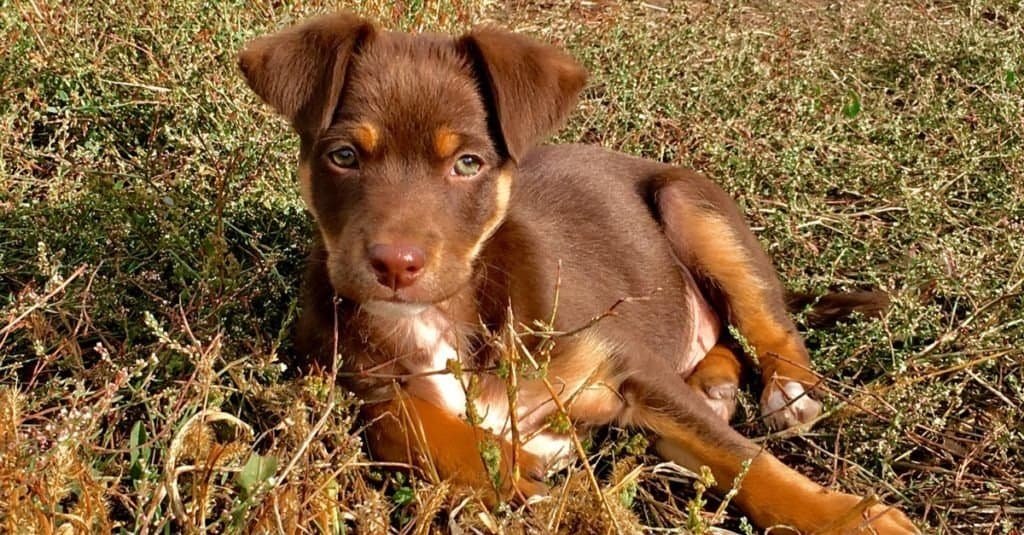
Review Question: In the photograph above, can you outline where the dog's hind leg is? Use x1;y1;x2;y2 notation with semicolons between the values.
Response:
624;365;919;534
648;169;822;430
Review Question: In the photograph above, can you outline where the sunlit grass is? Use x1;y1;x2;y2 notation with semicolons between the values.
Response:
1;1;1021;532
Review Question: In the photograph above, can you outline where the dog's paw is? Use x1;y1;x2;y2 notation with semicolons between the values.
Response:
816;495;920;535
514;467;549;499
701;381;739;422
687;374;739;422
504;445;549;500
768;491;921;535
760;379;821;430
858;504;921;535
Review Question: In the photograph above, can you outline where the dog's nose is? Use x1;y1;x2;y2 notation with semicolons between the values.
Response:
368;244;426;290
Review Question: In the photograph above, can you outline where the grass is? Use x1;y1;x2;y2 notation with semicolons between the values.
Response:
1;0;1021;532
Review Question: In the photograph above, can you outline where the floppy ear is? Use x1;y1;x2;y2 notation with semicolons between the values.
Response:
458;29;587;162
238;12;375;139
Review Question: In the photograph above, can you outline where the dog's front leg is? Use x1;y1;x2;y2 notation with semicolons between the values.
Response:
362;390;548;503
625;367;918;534
651;169;822;429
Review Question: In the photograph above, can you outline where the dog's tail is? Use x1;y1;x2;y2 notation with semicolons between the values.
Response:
785;290;890;328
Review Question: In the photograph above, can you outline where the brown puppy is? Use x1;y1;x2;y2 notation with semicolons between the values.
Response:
238;12;918;534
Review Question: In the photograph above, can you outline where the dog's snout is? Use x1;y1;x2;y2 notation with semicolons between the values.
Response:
368;243;426;290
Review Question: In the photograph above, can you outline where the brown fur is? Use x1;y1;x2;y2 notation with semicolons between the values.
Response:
239;12;916;534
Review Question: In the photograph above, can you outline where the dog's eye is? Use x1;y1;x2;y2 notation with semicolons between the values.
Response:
327;146;358;169
452;155;482;177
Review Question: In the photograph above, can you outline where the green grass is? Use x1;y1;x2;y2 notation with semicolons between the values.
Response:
1;1;1021;533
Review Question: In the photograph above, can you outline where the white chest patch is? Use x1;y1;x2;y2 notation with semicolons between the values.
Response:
398;314;470;419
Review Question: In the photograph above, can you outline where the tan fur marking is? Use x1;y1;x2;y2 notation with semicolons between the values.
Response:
434;127;462;159
353;122;379;152
298;159;315;213
646;410;917;534
465;170;512;261
558;333;626;425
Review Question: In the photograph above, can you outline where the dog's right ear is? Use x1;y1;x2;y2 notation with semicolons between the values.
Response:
458;29;587;162
238;13;375;139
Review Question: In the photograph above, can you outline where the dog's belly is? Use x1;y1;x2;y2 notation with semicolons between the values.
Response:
676;266;721;377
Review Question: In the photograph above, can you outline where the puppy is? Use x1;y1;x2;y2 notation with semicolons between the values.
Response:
238;12;918;534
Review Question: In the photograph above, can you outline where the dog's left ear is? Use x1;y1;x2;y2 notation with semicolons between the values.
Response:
459;29;587;162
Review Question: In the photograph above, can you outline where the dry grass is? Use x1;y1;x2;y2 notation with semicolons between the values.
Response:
1;0;1021;533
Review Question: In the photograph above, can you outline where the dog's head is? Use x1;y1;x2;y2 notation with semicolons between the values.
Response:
239;13;586;312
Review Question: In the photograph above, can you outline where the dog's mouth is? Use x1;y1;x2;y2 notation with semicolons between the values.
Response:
360;299;431;318
332;269;470;319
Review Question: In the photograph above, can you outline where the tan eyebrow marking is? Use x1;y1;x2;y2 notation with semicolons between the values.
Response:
353;122;379;152
434;127;462;159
